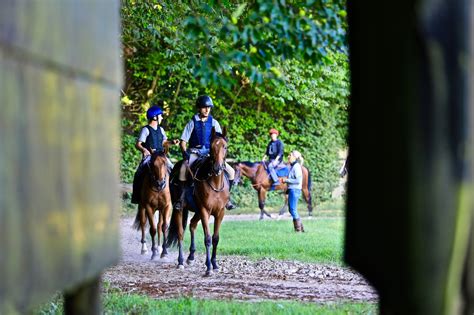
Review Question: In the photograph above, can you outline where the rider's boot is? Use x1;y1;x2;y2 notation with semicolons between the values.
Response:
293;218;305;232
173;180;186;211
226;179;237;210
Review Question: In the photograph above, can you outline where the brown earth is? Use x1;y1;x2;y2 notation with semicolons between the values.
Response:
103;216;378;303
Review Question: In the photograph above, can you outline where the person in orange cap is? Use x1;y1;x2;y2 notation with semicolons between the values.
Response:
262;128;285;185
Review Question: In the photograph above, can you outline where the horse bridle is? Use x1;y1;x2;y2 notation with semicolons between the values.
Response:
147;160;167;192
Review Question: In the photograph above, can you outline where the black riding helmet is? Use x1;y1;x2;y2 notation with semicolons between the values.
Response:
196;95;214;108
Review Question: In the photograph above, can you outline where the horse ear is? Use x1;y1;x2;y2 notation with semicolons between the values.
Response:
211;126;216;139
222;127;227;138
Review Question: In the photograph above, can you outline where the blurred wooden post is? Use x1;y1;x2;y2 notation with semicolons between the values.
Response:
0;1;122;314
345;0;473;314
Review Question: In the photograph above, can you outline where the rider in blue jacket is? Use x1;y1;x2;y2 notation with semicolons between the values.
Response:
174;95;236;210
262;128;284;186
131;102;178;204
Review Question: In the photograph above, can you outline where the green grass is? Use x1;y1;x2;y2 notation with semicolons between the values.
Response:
182;218;345;264
35;289;377;315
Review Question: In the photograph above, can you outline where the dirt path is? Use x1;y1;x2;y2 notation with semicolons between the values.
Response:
103;216;378;303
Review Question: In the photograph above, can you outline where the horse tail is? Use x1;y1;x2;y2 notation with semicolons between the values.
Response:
166;208;188;248
307;167;312;191
133;205;144;231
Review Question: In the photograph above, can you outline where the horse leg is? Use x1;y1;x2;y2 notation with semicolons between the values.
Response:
160;204;171;258
211;212;224;271
278;193;289;218
174;210;185;269
156;211;162;255
258;189;272;220
145;206;158;260
187;213;200;264
138;205;148;254
303;187;313;216
200;211;212;276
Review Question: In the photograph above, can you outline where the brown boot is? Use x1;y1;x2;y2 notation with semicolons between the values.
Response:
297;218;305;232
293;219;300;232
293;218;304;232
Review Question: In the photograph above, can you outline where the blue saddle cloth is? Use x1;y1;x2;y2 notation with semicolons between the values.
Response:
266;164;290;191
275;166;289;177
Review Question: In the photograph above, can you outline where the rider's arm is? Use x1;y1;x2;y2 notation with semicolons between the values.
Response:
136;127;151;156
180;140;189;160
276;140;284;162
136;141;151;156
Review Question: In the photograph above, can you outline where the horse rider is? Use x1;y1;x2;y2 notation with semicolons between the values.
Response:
262;128;285;186
174;95;236;211
131;101;179;204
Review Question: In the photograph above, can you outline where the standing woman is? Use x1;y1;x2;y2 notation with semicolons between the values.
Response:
284;150;305;232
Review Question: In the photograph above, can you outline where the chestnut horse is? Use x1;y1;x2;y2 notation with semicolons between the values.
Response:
233;161;313;219
167;128;229;276
133;151;172;260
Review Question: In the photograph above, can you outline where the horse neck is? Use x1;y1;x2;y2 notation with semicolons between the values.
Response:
241;164;257;179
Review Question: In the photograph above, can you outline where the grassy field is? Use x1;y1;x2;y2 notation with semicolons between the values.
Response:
182;218;345;264
35;289;377;315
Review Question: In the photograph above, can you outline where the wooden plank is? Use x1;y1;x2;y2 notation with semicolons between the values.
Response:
345;0;473;314
0;1;121;313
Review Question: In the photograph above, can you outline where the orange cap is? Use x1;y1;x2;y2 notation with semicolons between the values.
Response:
269;128;279;135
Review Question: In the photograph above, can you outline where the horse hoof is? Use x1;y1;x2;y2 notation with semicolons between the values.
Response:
177;264;185;270
186;259;194;265
204;270;212;277
259;216;264;221
141;249;148;255
160;253;168;259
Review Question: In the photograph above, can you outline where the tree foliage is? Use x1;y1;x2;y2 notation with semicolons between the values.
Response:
120;0;349;201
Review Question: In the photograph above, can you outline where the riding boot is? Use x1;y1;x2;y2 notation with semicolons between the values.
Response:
293;219;299;232
226;179;237;210
173;180;186;211
298;218;305;232
293;218;304;232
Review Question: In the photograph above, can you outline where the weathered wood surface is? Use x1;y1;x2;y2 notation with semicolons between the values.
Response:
345;0;473;314
0;1;122;313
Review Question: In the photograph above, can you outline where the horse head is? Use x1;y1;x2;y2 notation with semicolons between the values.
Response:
150;151;168;191
210;127;228;176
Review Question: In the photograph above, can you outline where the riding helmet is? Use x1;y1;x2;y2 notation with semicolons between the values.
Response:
196;95;214;108
269;128;279;135
146;105;163;120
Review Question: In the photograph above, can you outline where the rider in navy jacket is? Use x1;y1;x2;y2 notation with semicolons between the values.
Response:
174;95;236;210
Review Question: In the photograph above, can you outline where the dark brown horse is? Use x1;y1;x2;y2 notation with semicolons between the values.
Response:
133;151;172;260
167;128;229;276
233;161;313;219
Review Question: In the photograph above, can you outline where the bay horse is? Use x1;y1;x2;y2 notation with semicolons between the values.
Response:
233;161;313;219
167;128;229;276
133;151;172;260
